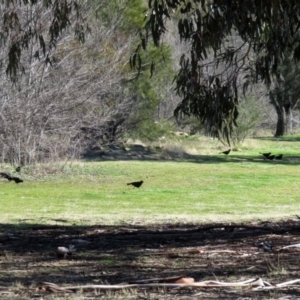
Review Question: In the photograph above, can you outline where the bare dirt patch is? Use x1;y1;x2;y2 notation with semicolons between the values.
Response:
1;219;300;299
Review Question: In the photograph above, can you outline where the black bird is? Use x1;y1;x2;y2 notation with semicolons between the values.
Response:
0;172;13;181
275;154;283;160
127;180;143;188
267;155;275;160
255;240;272;252
11;176;23;184
260;152;271;158
220;149;231;155
15;166;21;173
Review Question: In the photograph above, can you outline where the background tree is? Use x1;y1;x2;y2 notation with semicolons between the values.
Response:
134;0;300;143
269;54;300;136
126;44;175;141
0;1;135;164
101;0;177;142
0;0;179;165
0;0;89;82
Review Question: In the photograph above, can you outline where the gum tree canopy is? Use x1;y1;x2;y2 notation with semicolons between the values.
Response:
132;0;300;142
2;0;87;82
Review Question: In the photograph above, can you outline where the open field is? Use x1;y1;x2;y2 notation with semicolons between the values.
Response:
1;135;300;299
0;135;300;225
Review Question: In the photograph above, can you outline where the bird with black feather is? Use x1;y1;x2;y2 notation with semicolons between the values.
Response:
0;172;23;183
260;152;271;158
220;149;231;155
267;155;275;160
12;177;23;183
127;180;143;188
0;172;13;181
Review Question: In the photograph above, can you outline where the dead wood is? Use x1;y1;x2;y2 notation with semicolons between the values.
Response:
39;277;270;293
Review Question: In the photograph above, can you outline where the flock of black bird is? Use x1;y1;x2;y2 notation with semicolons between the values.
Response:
260;152;283;160
0;151;285;187
220;149;284;160
0;166;143;187
126;150;284;188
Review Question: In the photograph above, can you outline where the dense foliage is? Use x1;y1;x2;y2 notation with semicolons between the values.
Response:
133;0;300;142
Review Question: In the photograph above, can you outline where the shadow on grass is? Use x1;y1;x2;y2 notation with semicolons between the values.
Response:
187;154;300;165
82;134;300;164
255;135;300;142
1;219;300;289
84;150;300;166
82;135;300;165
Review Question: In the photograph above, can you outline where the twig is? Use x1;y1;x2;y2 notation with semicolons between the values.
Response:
40;277;267;293
279;243;300;250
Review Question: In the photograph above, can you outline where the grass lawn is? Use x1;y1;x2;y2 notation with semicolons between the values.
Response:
1;134;300;225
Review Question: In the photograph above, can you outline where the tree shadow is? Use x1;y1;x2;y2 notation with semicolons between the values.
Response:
80;134;300;166
83;147;300;166
255;135;300;142
1;219;300;290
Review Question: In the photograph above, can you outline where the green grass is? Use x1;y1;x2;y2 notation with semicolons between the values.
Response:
1;134;300;225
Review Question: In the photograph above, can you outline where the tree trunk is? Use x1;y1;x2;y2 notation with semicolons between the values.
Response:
284;102;292;133
274;105;286;136
269;90;288;137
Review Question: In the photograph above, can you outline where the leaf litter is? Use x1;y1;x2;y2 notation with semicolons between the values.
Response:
1;218;300;298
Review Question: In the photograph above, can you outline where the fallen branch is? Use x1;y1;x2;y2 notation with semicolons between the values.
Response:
38;275;300;294
39;277;267;293
275;279;300;288
40;276;300;294
279;243;300;250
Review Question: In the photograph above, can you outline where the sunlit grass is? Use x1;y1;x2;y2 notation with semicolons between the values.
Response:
1;134;300;225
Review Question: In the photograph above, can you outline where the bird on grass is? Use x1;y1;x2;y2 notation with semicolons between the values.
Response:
220;149;231;155
15;166;21;173
11;177;23;183
0;172;23;183
0;172;13;181
127;180;143;188
260;152;271;158
275;154;283;160
267;155;275;160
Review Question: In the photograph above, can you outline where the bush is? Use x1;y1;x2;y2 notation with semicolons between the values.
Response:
231;96;265;145
130;120;175;142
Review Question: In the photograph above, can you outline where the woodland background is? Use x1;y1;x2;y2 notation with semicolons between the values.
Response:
0;0;300;166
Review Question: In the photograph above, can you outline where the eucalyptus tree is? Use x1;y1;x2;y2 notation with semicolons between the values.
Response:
269;53;300;136
132;0;300;141
0;0;88;82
